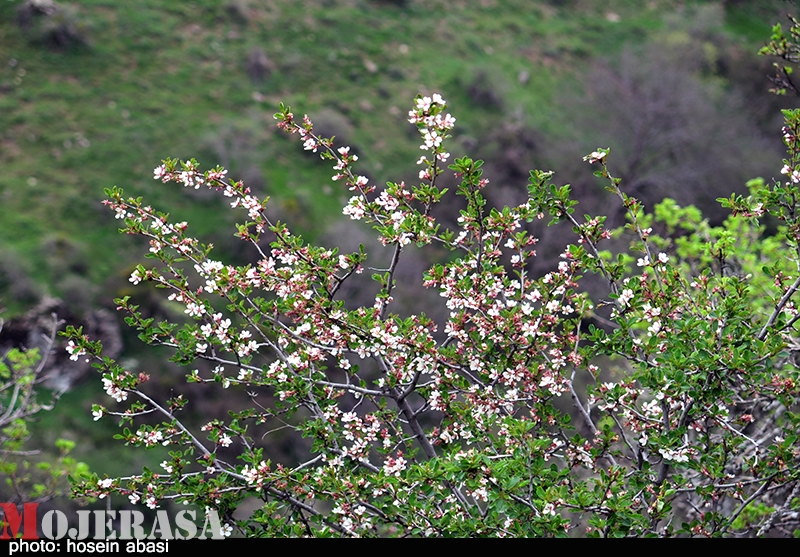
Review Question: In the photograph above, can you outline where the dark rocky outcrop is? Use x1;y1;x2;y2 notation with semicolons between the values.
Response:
0;297;122;392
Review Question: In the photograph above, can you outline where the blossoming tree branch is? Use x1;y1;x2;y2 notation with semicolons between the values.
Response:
64;92;800;537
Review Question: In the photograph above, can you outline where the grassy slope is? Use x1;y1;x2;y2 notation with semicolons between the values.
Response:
0;0;778;316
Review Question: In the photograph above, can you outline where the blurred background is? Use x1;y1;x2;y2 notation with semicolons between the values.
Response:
0;0;796;520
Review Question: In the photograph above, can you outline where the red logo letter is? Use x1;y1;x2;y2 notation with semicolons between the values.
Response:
0;503;39;540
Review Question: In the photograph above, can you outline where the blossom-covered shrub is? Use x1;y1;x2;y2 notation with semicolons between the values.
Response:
66;92;800;537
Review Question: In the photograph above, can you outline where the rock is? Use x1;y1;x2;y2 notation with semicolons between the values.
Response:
0;297;122;392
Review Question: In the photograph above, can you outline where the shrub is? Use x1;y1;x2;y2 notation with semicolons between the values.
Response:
464;69;505;111
246;47;274;84
16;0;91;51
60;87;800;537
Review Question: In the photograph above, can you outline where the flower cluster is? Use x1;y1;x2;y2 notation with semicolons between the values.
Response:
66;339;87;361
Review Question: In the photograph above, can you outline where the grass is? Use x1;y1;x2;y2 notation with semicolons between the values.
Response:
1;0;779;317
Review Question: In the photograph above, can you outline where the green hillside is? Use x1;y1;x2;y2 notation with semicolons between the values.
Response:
0;0;786;317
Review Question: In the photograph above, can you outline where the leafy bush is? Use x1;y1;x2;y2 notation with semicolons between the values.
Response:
60;86;800;537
